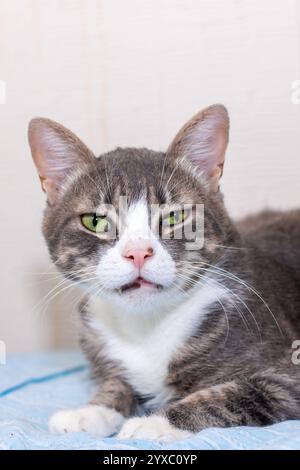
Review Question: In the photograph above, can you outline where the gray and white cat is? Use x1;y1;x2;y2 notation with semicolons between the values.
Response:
28;105;300;442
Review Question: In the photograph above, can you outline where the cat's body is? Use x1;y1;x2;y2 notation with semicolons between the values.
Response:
28;105;300;441
80;207;300;436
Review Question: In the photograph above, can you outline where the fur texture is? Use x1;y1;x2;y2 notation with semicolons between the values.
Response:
28;105;300;442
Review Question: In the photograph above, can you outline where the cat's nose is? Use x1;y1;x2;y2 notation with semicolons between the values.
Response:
123;241;154;269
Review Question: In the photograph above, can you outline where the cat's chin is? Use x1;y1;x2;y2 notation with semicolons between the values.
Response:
115;282;165;309
97;283;181;316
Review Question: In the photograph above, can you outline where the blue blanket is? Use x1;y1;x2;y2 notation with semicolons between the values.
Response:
1;350;300;450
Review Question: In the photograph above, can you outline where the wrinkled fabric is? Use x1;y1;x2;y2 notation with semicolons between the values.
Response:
0;350;299;450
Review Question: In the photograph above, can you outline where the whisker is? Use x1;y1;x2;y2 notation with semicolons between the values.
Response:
180;260;282;336
178;268;257;337
175;272;231;345
209;244;247;251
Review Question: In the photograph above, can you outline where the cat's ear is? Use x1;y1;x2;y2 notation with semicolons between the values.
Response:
167;104;229;192
28;118;95;203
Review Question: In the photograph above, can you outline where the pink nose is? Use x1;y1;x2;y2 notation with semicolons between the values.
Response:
123;241;154;269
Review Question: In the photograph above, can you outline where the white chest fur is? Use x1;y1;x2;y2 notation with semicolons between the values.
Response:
88;283;225;410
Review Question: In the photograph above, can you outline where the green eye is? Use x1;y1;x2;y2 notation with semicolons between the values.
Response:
163;210;187;227
81;214;109;233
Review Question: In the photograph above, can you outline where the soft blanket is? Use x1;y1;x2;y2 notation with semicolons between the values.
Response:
0;350;299;450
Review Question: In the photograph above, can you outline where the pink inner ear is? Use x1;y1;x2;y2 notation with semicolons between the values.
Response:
30;124;77;181
28;117;95;202
29;121;67;181
167;104;229;191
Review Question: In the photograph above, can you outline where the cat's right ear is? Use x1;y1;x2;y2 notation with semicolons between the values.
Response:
28;118;95;204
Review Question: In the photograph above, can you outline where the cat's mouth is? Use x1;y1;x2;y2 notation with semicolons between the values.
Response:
118;277;161;294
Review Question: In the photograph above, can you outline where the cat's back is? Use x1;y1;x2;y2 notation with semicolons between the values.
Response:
237;209;300;281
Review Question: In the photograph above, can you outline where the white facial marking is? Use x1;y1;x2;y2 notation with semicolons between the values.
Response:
95;198;176;313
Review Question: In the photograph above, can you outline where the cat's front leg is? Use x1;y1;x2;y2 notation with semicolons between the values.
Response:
118;372;300;441
49;378;136;437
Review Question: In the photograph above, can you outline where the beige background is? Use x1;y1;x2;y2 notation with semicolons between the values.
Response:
0;0;299;354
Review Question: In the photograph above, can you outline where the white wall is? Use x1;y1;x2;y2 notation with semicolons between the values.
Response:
0;0;299;353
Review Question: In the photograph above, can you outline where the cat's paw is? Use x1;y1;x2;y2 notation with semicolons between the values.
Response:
117;415;192;442
49;404;125;436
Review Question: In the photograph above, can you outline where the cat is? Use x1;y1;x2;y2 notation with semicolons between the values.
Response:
28;104;300;442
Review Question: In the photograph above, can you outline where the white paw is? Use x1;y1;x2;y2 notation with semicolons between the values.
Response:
49;404;125;437
117;415;192;442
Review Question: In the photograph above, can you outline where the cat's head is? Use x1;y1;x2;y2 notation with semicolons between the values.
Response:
28;104;235;315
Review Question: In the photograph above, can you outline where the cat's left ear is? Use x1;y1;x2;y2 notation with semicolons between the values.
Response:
167;104;229;192
28;117;95;204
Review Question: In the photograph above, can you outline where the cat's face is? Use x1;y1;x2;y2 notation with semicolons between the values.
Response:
29;105;232;314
